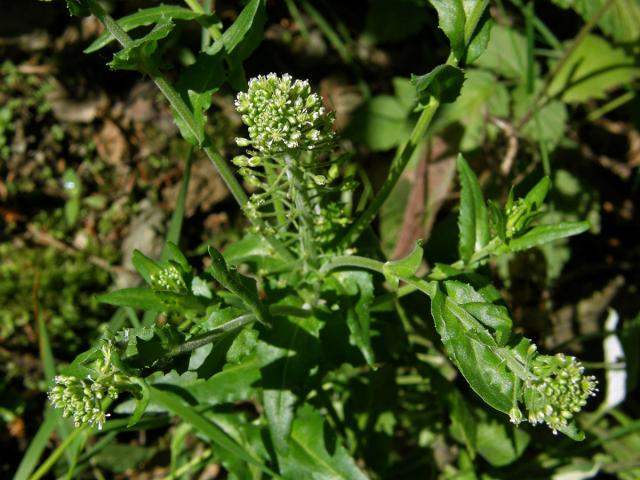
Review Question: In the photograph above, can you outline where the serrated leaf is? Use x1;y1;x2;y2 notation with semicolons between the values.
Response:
456;154;489;263
411;64;465;104
110;19;175;71
208;247;268;323
431;285;515;413
508;221;590;252
85;6;207;53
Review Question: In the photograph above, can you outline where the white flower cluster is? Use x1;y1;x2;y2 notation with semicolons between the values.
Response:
234;73;334;155
150;264;187;293
48;341;128;429
524;353;598;434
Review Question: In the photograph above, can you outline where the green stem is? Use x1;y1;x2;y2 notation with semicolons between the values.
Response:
516;0;615;130
166;305;311;359
284;154;318;269
84;0;294;262
183;0;222;41
337;0;492;248
337;96;439;248
29;426;87;480
264;161;288;226
319;254;385;275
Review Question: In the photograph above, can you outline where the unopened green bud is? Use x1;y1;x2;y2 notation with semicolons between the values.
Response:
232;155;249;167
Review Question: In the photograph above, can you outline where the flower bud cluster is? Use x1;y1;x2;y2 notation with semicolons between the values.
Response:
524;353;598;434
150;264;187;293
234;73;335;155
48;341;129;429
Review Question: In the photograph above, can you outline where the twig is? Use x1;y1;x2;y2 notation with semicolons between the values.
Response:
491;116;519;176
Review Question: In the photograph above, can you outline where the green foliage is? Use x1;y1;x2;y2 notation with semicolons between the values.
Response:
21;1;637;478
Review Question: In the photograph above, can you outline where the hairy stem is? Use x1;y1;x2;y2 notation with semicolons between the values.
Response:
284;154;318;269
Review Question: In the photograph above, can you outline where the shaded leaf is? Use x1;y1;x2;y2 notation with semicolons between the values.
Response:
551;0;640;43
411;64;465;104
332;272;376;366
548;34;639;103
475;413;530;466
281;404;368;479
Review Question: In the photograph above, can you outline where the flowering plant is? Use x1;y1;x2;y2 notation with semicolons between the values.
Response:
25;1;607;478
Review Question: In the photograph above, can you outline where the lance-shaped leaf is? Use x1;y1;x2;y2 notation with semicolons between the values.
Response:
207;247;269;323
507;221;590;252
457;154;489;263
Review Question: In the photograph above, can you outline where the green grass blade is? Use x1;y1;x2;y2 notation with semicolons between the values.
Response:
150;387;278;477
28;426;87;480
162;147;194;260
12;410;58;480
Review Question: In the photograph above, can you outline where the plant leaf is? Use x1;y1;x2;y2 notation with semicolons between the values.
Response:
207;247;268;323
85;6;207;53
280;403;368;479
150;386;276;476
507;221;590;252
551;0;640;43
383;241;423;289
97;288;207;313
109;18;175;71
431;285;515;413
456;154;489;263
547;34;640;103
411;64;465;104
332;272;376;366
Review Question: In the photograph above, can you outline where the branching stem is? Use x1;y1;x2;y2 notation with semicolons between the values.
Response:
84;0;293;261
